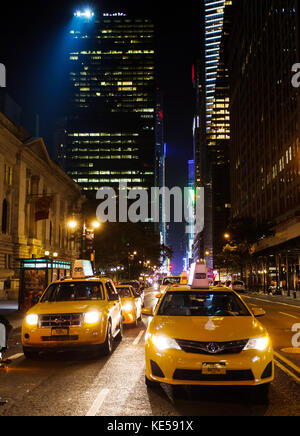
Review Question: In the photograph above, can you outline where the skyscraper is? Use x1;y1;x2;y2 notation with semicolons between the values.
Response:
204;0;230;129
60;10;156;198
193;0;232;270
228;0;300;291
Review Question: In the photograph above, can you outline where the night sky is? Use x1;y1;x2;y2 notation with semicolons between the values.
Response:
0;1;201;273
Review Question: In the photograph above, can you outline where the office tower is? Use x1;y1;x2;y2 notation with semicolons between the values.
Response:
204;0;230;129
193;1;232;271
228;0;300;291
207;3;231;255
62;10;156;198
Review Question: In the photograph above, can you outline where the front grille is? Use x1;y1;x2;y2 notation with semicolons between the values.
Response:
39;313;82;329
41;335;79;342
175;339;249;355
173;369;254;382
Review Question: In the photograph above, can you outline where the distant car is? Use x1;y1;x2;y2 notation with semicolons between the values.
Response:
116;285;142;326
232;280;246;293
153;279;162;291
159;276;181;295
120;280;144;305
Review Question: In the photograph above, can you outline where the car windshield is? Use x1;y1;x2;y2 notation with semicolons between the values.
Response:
157;291;251;317
163;277;181;285
40;282;104;302
117;287;133;298
120;281;139;290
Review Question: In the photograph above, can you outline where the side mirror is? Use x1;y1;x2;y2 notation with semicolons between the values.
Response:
155;293;162;299
252;307;266;318
142;307;153;316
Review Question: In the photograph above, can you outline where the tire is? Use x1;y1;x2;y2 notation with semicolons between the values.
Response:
102;321;113;356
145;375;159;389
115;318;123;342
23;347;39;360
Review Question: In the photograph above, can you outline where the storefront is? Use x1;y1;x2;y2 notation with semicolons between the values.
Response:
18;258;72;311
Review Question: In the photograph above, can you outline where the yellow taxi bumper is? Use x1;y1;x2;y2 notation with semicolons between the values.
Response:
22;324;107;350
145;345;274;386
122;311;136;324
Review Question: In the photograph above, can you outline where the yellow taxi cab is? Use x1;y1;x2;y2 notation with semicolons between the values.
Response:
116;284;142;326
159;275;181;295
142;261;274;401
22;261;123;359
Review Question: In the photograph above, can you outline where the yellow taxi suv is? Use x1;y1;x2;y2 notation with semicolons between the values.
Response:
22;277;123;359
143;262;274;401
116;285;142;326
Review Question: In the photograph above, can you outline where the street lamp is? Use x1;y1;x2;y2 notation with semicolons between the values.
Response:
68;220;78;230
91;220;101;230
224;233;230;240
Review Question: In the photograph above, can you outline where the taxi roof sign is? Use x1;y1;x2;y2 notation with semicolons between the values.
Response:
188;261;209;289
180;271;188;285
72;260;94;279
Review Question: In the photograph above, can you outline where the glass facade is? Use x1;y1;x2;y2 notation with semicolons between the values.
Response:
63;12;156;196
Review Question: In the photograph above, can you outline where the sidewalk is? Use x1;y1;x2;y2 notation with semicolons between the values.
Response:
0;300;24;330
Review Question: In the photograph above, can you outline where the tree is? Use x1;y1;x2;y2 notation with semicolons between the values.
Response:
94;222;172;279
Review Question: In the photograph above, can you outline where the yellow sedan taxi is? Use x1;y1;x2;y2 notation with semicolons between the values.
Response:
143;262;274;401
116;285;142;326
22;276;123;359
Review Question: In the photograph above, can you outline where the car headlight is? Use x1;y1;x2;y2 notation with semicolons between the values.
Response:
150;335;181;351
84;311;101;325
26;314;38;326
243;336;270;351
123;303;133;312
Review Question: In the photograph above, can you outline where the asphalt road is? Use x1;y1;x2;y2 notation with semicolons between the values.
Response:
0;288;299;417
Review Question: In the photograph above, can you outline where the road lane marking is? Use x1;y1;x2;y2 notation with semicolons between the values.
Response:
244;295;300;310
279;312;298;319
133;330;145;345
274;360;300;384
85;388;109;416
274;351;300;375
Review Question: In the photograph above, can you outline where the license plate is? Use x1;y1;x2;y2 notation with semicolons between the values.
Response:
202;363;226;375
52;329;69;336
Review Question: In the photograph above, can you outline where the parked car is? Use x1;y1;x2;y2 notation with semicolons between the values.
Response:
232;280;246;293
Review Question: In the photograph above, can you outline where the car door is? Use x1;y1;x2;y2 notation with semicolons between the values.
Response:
105;281;121;333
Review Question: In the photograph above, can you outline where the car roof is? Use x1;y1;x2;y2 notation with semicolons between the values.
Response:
51;277;110;284
165;285;235;293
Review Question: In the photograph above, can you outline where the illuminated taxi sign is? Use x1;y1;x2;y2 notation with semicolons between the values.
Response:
180;271;188;285
188;261;209;289
72;260;94;279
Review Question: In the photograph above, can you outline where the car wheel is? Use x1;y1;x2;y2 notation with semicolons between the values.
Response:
103;321;113;355
23;347;39;360
145;375;159;389
115;318;123;342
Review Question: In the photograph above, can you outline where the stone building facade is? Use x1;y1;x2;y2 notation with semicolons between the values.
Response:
0;112;85;300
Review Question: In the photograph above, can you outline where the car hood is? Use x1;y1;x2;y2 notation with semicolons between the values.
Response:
27;301;108;315
149;316;267;342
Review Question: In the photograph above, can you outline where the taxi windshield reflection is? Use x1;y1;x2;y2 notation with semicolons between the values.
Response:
40;282;104;302
157;292;251;317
